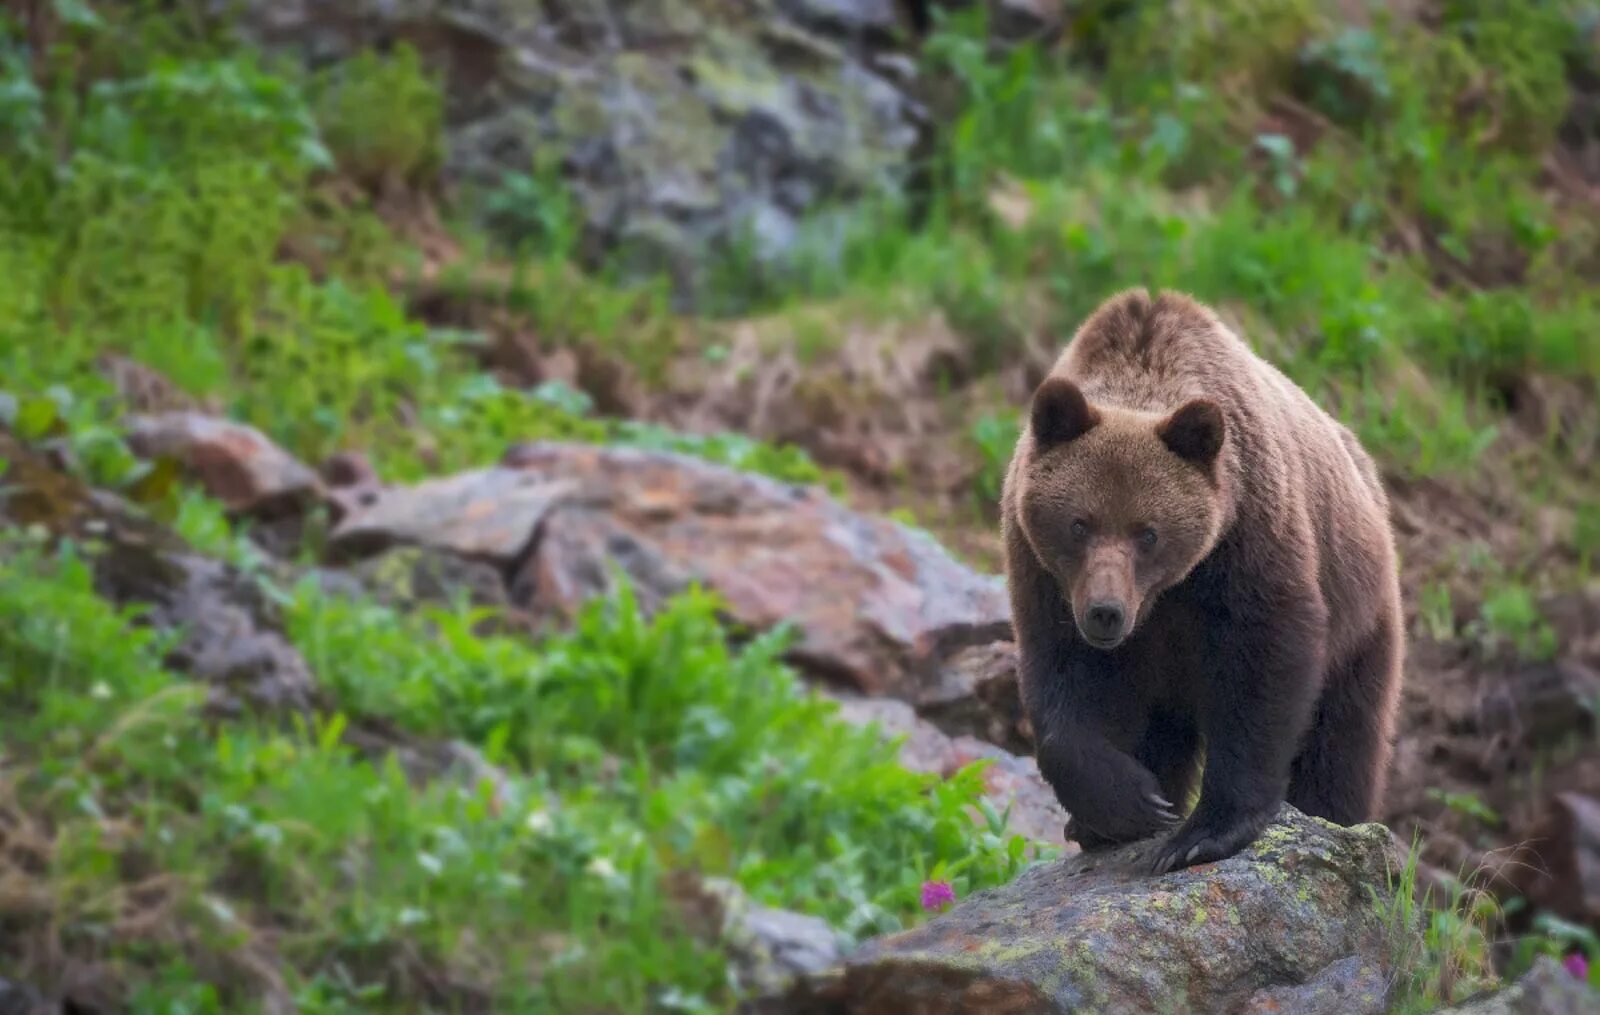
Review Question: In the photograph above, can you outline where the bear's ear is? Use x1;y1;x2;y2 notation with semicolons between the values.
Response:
1158;398;1225;467
1031;378;1100;448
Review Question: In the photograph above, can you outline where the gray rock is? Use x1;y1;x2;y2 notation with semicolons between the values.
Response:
0;978;48;1015
91;540;320;716
1242;955;1389;1015
747;806;1404;1015
694;877;846;997
1439;956;1600;1014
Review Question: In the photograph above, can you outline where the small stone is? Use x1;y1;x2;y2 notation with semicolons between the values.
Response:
124;412;322;516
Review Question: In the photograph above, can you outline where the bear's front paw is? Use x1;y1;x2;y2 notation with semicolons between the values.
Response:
1065;789;1180;851
1064;815;1122;852
1149;808;1274;875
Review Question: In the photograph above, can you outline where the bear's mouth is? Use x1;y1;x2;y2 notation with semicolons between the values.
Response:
1079;629;1128;651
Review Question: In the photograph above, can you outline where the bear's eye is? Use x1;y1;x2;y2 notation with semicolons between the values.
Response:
1070;519;1089;540
1138;527;1158;549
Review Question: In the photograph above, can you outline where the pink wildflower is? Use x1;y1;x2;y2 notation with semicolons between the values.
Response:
1564;952;1589;981
920;880;956;912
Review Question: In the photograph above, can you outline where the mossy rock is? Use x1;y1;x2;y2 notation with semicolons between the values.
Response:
750;805;1407;1015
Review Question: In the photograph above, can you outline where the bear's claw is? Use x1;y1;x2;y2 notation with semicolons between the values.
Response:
1149;810;1272;875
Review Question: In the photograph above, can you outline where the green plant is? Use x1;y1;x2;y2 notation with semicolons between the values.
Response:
0;537;1041;1010
1383;837;1502;1013
1426;788;1503;829
1472;584;1558;662
968;411;1019;510
314;44;443;189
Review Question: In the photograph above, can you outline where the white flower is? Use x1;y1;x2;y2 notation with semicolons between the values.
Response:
89;681;112;700
586;856;618;880
524;810;554;835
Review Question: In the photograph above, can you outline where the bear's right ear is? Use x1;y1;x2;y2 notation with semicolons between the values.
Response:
1031;378;1100;449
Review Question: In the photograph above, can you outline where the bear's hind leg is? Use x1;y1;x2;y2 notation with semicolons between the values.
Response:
1287;611;1402;825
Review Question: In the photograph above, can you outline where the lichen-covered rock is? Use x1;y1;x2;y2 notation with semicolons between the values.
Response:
123;411;322;515
749;806;1403;1015
223;0;928;297
1438;956;1600;1015
494;442;1012;699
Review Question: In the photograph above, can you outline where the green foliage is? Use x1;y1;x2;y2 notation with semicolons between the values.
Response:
968;412;1019;511
1472;584;1558;662
0;542;1035;1009
314;44;443;189
1383;837;1502;1013
1503;905;1600;988
0;17;832;495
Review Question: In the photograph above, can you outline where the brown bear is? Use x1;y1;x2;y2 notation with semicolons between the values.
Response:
1000;288;1404;874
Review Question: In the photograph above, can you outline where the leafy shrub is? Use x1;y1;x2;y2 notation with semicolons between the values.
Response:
314;44;443;190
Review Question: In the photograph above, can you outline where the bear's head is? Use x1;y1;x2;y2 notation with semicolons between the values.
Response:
1014;377;1228;650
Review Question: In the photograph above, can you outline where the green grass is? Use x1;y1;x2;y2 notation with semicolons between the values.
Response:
1383;837;1502;1013
0;539;1036;1010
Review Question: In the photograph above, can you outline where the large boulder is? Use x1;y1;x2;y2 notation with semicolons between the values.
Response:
505;442;1013;698
748;806;1403;1015
331;442;1016;705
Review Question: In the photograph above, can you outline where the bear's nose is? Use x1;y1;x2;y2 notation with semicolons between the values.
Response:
1085;601;1126;642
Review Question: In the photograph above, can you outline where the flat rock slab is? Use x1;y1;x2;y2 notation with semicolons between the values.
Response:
328;468;576;563
749;806;1399;1015
498;442;1013;699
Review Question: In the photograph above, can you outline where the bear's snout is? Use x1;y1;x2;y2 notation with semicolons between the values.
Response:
1082;599;1128;648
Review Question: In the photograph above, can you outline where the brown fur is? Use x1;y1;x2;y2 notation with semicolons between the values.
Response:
1001;288;1404;872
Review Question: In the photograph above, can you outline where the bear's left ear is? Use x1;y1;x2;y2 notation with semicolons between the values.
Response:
1158;399;1225;468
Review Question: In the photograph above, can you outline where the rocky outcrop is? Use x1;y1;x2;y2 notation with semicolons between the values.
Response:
748;806;1403;1015
115;410;1032;749
220;1;1068;298
223;0;927;296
